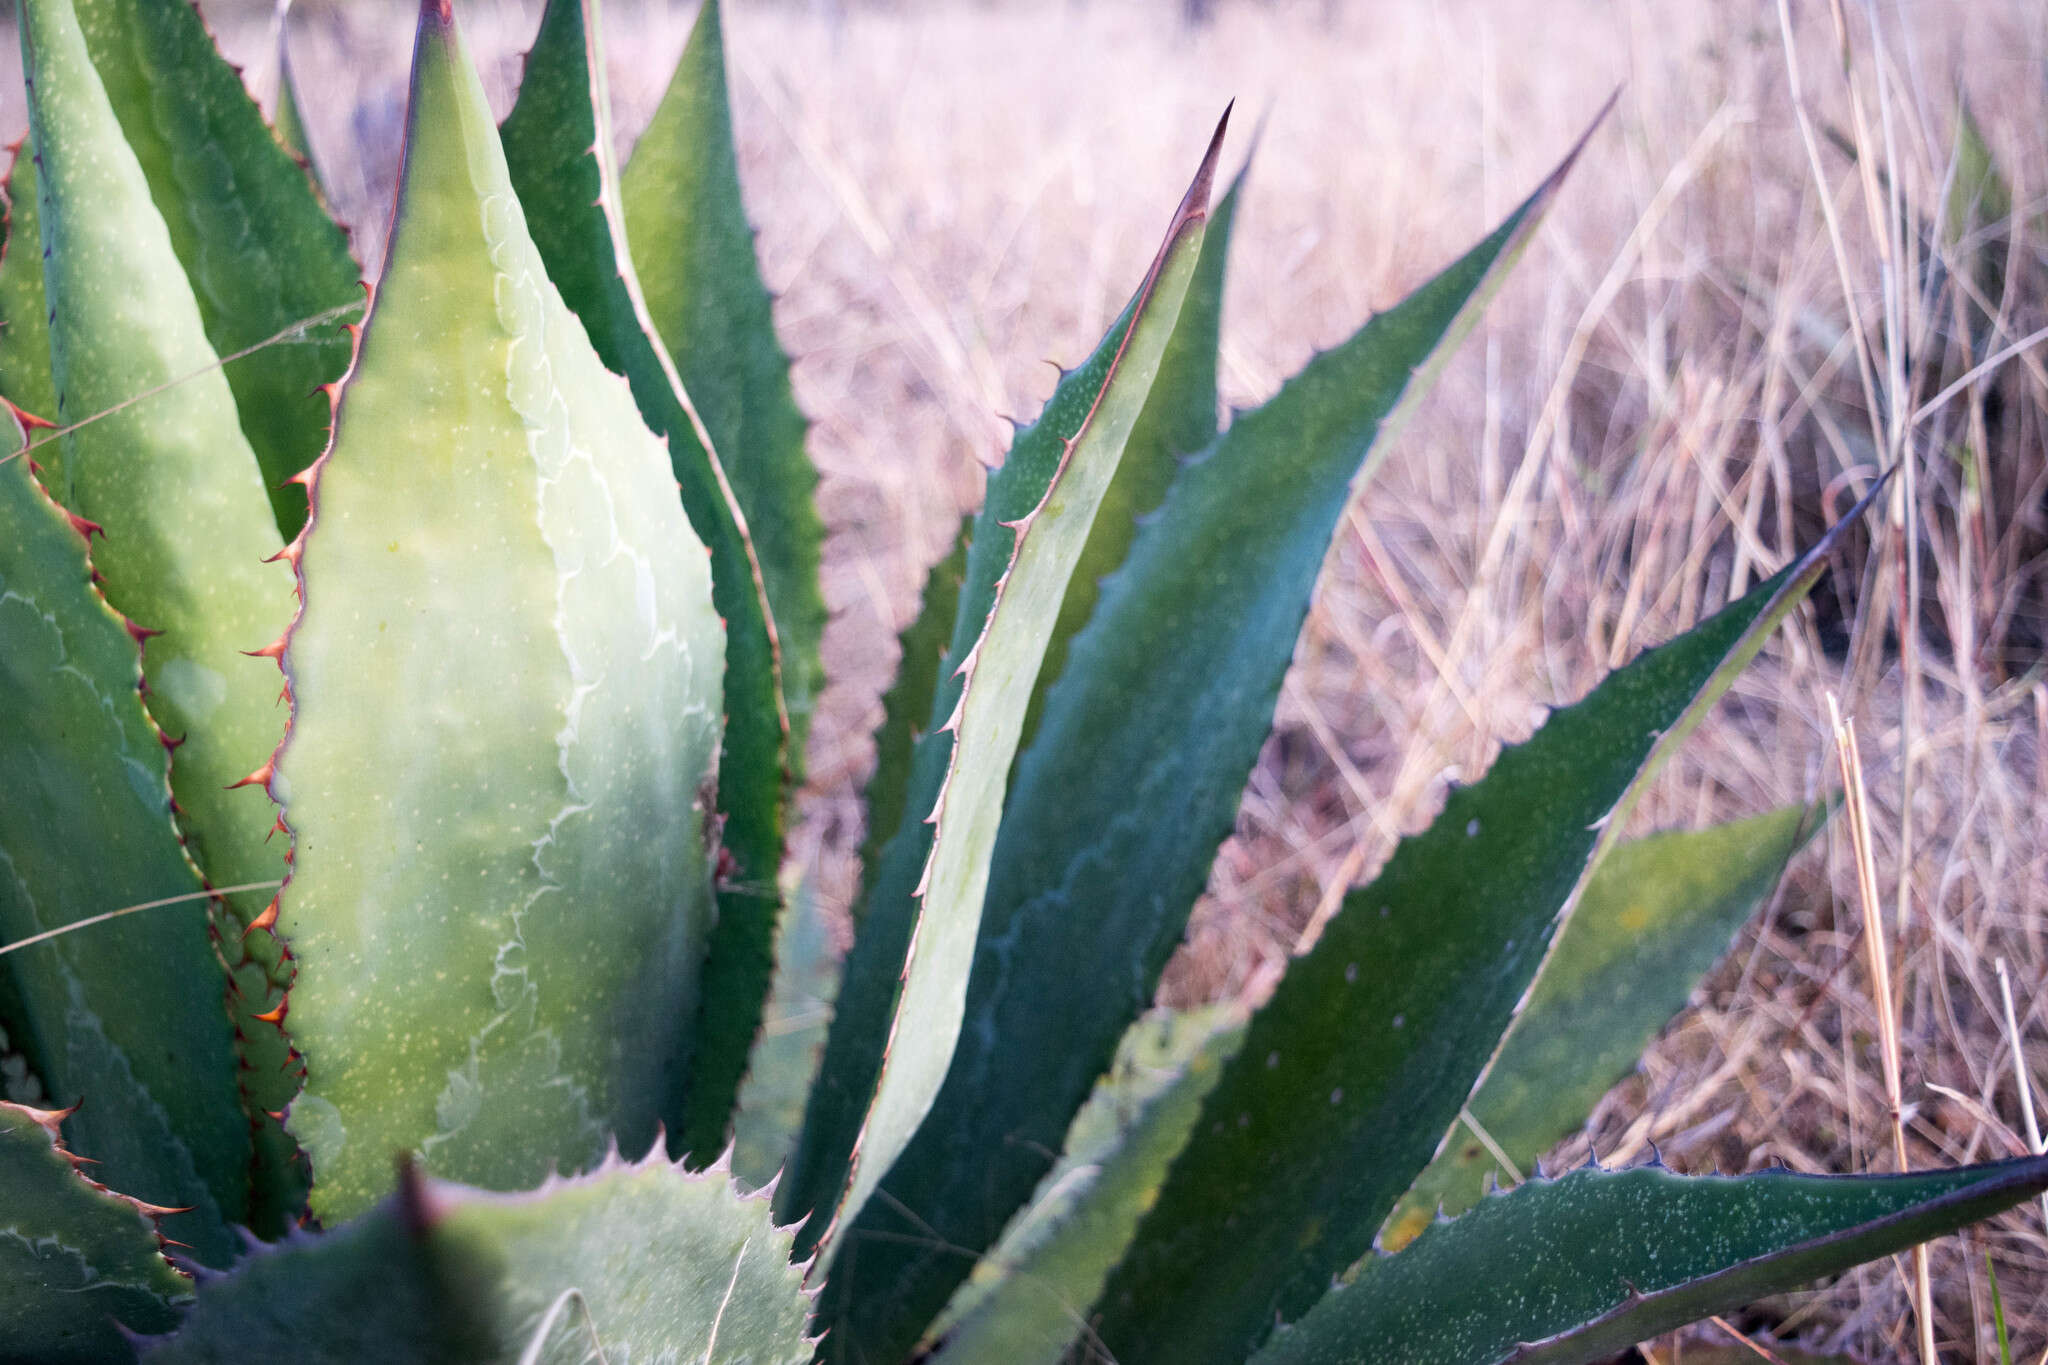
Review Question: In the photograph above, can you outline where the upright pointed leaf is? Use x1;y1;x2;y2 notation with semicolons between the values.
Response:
1091;490;1880;1364
802;121;1222;1263
859;516;970;910
150;1154;812;1365
68;0;360;541
814;121;1596;1364
501;0;787;1166
0;412;248;1264
1;1102;192;1363
1380;803;1828;1250
1251;1158;2048;1365
21;0;303;1230
1020;163;1245;751
622;0;825;760
275;3;724;1224
273;27;315;175
730;880;839;1192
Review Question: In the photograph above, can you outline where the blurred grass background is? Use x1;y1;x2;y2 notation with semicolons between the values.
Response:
5;0;2047;1358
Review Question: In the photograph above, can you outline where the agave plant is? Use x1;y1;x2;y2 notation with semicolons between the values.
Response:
0;0;2039;1361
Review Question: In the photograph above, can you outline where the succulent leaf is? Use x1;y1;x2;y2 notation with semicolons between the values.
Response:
730;879;840;1191
66;0;360;542
926;1010;1242;1365
148;1154;812;1365
1;1101;192;1363
801;118;1221;1264
0;137;57;443
1249;1158;2048;1365
622;0;826;764
813;114;1596;1364
1380;803;1828;1250
1020;162;1245;753
274;2;724;1223
500;0;789;1168
0;411;249;1265
19;0;306;1230
858;515;971;912
1089;480;1879;1365
271;28;315;178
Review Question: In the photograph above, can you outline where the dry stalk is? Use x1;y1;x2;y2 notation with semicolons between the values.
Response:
1828;692;1936;1365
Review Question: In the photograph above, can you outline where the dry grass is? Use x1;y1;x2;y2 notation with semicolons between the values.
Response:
12;0;2048;1357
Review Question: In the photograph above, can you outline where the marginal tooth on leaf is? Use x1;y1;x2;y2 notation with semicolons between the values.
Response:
65;510;105;541
2;396;55;430
125;620;164;646
242;635;289;661
130;1201;195;1219
227;759;275;790
251;1000;288;1024
246;896;280;934
17;1103;76;1134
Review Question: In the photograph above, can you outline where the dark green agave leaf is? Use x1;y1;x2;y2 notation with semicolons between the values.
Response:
622;0;826;764
1380;802;1827;1249
1089;478;1884;1365
1250;1158;2048;1365
812;109;1604;1365
501;0;790;1167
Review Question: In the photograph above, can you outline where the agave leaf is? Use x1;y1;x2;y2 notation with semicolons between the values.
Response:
501;0;788;1168
1090;478;1884;1365
622;0;825;762
795;117;1222;1265
1379;802;1828;1251
273;26;319;188
1249;1158;2048;1365
730;879;839;1191
0;412;249;1265
66;0;359;542
0;137;57;443
1020;161;1246;753
813;113;1599;1363
20;0;306;1231
926;1010;1242;1365
148;1154;812;1365
1;1101;191;1363
859;515;971;911
275;2;724;1223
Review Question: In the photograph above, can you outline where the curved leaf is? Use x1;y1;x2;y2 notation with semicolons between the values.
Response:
622;0;825;762
1251;1158;2048;1365
815;114;1599;1364
0;412;249;1264
68;0;360;542
149;1153;812;1365
1090;478;1882;1365
275;3;724;1223
795;117;1223;1267
1380;802;1827;1250
0;136;57;439
1;1102;190;1364
500;0;788;1167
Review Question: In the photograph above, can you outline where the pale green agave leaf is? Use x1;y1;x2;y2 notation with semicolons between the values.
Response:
148;1152;812;1365
1249;1158;2048;1365
813;120;1222;1264
1380;802;1828;1250
0;412;249;1265
815;114;1594;1364
779;121;1225;1248
67;0;360;542
501;0;791;1167
275;2;724;1223
19;0;305;1230
1;1101;192;1364
926;1010;1242;1365
1091;476;1883;1365
272;27;315;177
623;0;826;763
